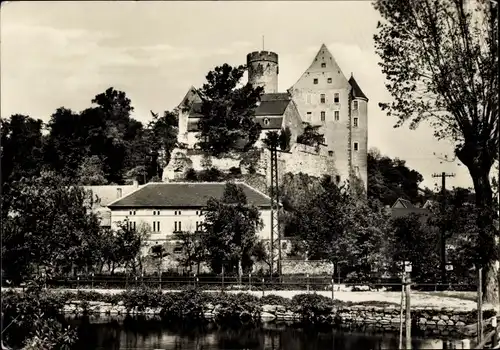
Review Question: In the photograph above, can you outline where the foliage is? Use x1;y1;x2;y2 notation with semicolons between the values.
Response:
2;284;77;349
1;172;102;280
388;214;440;283
76;155;108;185
201;182;263;275
113;220;151;274
296;123;325;151
368;148;426;206
290;294;335;323
260;294;292;309
373;0;499;300
173;230;206;273
195;64;264;155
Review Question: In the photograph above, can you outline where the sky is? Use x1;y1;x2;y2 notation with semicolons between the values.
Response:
0;0;486;190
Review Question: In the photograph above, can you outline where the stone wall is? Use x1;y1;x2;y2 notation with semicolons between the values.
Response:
61;299;492;338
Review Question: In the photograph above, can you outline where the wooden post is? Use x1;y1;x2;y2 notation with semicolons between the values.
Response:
478;267;483;344
405;276;411;350
399;276;405;350
249;273;252;291
307;274;310;293
262;278;265;297
331;278;335;301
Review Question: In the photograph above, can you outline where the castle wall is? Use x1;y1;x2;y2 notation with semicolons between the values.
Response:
351;98;368;188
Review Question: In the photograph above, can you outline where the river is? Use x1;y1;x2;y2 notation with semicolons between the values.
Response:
68;316;464;350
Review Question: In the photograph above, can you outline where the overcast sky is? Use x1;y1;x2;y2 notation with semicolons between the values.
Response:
1;1;482;190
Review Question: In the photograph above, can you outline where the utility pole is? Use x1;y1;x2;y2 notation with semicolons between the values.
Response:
432;172;455;288
269;145;281;277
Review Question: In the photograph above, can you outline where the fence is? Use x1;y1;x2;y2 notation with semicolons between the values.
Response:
1;274;478;292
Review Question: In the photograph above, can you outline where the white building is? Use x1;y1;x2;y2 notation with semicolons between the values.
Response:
107;182;273;247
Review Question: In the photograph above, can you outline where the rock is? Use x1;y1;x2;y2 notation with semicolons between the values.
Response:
441;315;450;321
427;321;437;326
380;319;390;324
437;320;447;326
118;301;124;306
432;316;441;321
456;321;466;327
419;318;427;325
451;315;460;321
391;318;401;324
261;312;277;321
447;320;455;326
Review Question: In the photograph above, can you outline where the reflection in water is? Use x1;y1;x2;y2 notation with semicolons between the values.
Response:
69;316;457;350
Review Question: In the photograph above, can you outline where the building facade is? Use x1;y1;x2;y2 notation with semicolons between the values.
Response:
172;44;368;189
107;182;273;247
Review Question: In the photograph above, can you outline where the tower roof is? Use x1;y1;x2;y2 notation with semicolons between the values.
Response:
349;75;368;100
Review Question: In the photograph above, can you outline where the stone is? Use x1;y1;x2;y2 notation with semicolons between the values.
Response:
437;320;447;326
427;321;437;326
418;318;427;325
456;321;466;327
261;312;277;321
447;320;454;326
432;316;441;321
440;315;450;321
380;319;390;324
451;315;460;321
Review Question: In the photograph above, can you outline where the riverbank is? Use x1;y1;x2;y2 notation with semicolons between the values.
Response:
4;288;492;339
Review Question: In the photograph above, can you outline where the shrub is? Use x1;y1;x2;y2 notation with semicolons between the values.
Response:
291;293;335;323
260;294;292;309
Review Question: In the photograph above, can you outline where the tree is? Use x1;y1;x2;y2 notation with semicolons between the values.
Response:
201;182;263;280
173;230;206;274
1;172;102;281
296;122;325;151
76;155;108;185
368;148;425;206
113;220;151;274
374;0;499;301
148;110;179;177
195;64;264;155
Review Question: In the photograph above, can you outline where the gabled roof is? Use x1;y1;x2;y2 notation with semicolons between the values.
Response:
108;182;272;209
391;198;415;209
255;93;291;116
349;75;368;101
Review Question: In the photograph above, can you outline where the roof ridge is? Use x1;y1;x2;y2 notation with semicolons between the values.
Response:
107;183;148;207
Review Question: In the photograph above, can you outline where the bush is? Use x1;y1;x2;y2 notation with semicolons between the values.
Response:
261;294;292;309
291;293;336;323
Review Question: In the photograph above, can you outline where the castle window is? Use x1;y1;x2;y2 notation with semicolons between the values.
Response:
354;142;359;151
321;63;326;68
174;221;182;232
263;118;270;126
306;112;312;121
328;151;334;157
153;221;160;232
334;93;340;103
327;78;332;83
353;118;358;127
320;111;325;121
313;78;318;84
320;94;326;103
353;100;359;110
335;175;341;184
334;111;340;121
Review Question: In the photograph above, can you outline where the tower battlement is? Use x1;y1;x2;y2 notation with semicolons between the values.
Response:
247;51;279;64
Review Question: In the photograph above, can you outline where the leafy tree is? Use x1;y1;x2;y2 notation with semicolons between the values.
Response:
1;172;102;281
76;155;108;185
113;220;151;274
148;110;179;176
368;148;425;206
201;182;263;280
195;64;263;155
296;122;325;151
374;0;499;301
173;230;206;274
388;214;440;283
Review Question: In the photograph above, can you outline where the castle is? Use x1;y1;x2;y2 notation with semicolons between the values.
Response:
164;44;368;189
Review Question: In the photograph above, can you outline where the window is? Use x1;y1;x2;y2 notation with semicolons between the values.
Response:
313;78;318;84
353;100;359;110
354;142;359;151
173;246;182;254
306;112;312;121
153;222;156;231
117;188;122;198
129;221;136;231
353;118;358;127
129;210;136;216
334;111;340;121
153;221;160;232
196;211;199;216
153;210;160;216
263;118;270;126
321;63;326;68
328;151;334;157
334;93;340;103
196;221;203;232
327;78;332;83
282;242;288;250
174;221;182;232
335;175;341;184
320;94;326;103
174;211;182;216
320;111;325;121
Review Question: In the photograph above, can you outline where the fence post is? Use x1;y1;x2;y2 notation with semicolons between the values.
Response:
478;267;483;345
262;278;265;297
221;266;225;291
135;276;138;289
405;276;411;350
77;276;80;291
91;273;94;290
331;278;334;301
306;274;310;293
249;273;252;291
141;273;144;288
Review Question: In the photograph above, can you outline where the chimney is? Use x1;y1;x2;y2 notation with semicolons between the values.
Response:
117;188;123;199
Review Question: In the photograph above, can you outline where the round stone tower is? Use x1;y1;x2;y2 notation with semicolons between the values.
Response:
246;51;279;94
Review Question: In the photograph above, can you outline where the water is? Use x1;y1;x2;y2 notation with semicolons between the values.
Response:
69;316;459;350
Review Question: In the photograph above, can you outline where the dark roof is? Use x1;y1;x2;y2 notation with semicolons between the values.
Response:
255;116;283;129
391;208;431;221
187;93;291;120
349;76;368;100
108;182;271;209
391;198;415;209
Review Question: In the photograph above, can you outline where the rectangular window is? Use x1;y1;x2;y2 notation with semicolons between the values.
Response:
153;222;156;231
321;63;326;68
313;78;318;84
196;221;203;232
354;142;359;151
334;93;340;103
353;100;359;110
328;151;334;157
353;118;358;127
157;221;160;232
174;222;177;232
327;78;332;83
320;111;325;121
131;221;136;231
320;94;326;103
334;111;340;121
178;221;182;231
335;175;341;184
174;221;182;232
